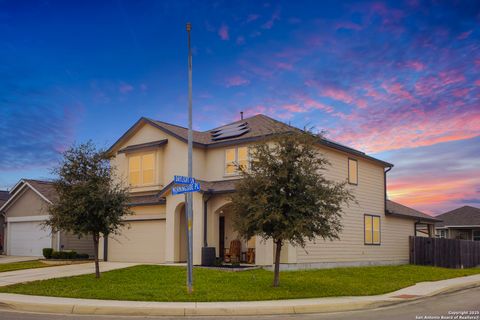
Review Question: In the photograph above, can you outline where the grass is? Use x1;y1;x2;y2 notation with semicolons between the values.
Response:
0;264;479;302
0;260;49;273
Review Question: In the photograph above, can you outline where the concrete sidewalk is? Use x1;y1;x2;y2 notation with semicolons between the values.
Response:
0;273;478;316
0;262;137;287
0;256;39;264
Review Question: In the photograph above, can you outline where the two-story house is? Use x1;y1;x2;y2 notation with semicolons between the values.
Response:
99;114;437;269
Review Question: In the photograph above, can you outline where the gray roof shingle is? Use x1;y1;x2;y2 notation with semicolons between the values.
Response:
386;200;441;222
435;206;480;227
108;114;392;167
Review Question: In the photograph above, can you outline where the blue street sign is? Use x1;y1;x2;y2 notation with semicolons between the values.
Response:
172;182;201;195
174;175;196;185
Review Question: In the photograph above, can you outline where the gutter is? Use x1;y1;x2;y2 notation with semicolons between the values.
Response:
384;166;393;214
203;191;213;247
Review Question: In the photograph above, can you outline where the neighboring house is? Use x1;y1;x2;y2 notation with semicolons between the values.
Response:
0;179;95;257
98;114;439;269
0;190;10;253
435;206;480;241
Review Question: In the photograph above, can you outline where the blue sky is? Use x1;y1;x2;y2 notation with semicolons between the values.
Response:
1;0;479;214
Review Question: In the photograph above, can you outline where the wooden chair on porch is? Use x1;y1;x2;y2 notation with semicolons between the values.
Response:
224;239;241;263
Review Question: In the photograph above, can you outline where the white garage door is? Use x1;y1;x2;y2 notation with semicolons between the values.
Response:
9;221;52;256
108;220;165;263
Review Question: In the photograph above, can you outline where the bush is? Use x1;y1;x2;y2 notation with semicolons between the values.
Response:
42;248;54;259
76;253;90;259
51;250;77;259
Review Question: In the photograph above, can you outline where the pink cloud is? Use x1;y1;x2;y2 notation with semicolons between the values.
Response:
475;80;480;86
275;62;294;70
381;82;415;101
119;82;134;94
321;88;354;104
457;30;472;40
332;107;480;153
405;60;425;71
218;24;229;40
389;174;478;215
335;21;363;31
262;8;280;29
225;76;250;87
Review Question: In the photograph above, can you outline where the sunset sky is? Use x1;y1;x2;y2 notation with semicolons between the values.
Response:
1;1;479;215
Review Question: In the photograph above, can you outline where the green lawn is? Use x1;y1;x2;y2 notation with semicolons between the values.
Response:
0;265;479;302
0;260;49;273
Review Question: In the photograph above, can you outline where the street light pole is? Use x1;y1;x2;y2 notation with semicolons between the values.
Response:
185;22;194;294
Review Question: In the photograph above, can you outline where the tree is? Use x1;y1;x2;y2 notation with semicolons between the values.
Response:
47;141;132;278
231;130;355;287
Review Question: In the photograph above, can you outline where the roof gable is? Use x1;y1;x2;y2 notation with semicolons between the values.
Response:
107;114;392;167
0;179;56;212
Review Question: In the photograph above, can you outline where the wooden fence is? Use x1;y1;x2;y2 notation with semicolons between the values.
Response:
409;236;480;268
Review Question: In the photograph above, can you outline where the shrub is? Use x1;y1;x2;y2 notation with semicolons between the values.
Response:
51;250;77;259
76;253;90;259
42;248;54;259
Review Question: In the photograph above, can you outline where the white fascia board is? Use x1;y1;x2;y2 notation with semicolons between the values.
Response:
0;183;28;212
24;181;53;204
6;215;50;223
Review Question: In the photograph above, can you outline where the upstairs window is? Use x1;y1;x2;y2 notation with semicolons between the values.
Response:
348;158;358;185
225;146;249;175
365;215;381;245
128;152;156;186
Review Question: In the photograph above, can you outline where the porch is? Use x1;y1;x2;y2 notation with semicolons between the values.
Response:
164;192;276;266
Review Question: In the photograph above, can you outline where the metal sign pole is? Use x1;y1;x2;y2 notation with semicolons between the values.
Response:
186;22;194;294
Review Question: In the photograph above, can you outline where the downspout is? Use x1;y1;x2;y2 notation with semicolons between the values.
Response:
384;166;393;214
203;191;213;247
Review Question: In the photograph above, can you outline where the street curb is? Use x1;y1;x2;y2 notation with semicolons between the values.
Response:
0;275;479;316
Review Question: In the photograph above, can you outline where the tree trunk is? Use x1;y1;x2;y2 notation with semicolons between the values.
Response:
273;239;282;287
93;233;100;278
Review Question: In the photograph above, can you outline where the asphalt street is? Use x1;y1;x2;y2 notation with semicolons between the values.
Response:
0;286;478;320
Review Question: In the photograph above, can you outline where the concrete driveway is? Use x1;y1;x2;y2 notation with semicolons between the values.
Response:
0;256;39;264
0;262;137;287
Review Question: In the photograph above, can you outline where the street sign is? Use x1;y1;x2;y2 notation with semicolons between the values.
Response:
174;175;196;185
172;182;200;195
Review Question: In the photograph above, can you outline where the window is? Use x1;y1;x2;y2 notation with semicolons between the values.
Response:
225;148;236;175
128;152;156;186
348;158;358;185
364;215;380;245
473;231;480;241
436;229;447;239
225;146;249;175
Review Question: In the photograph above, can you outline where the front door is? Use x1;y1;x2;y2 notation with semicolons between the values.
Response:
219;216;225;258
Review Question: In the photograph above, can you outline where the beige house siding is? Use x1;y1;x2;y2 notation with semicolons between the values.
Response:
110;123;209;191
59;232;95;256
294;147;414;267
4;188;49;218
108;220;166;263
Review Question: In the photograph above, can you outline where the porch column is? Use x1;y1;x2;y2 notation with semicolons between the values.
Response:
165;194;182;263
192;192;204;265
255;237;274;266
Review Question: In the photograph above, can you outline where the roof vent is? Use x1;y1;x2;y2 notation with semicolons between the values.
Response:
211;122;250;141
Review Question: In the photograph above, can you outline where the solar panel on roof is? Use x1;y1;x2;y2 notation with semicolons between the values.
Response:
211;122;247;134
210;122;250;141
